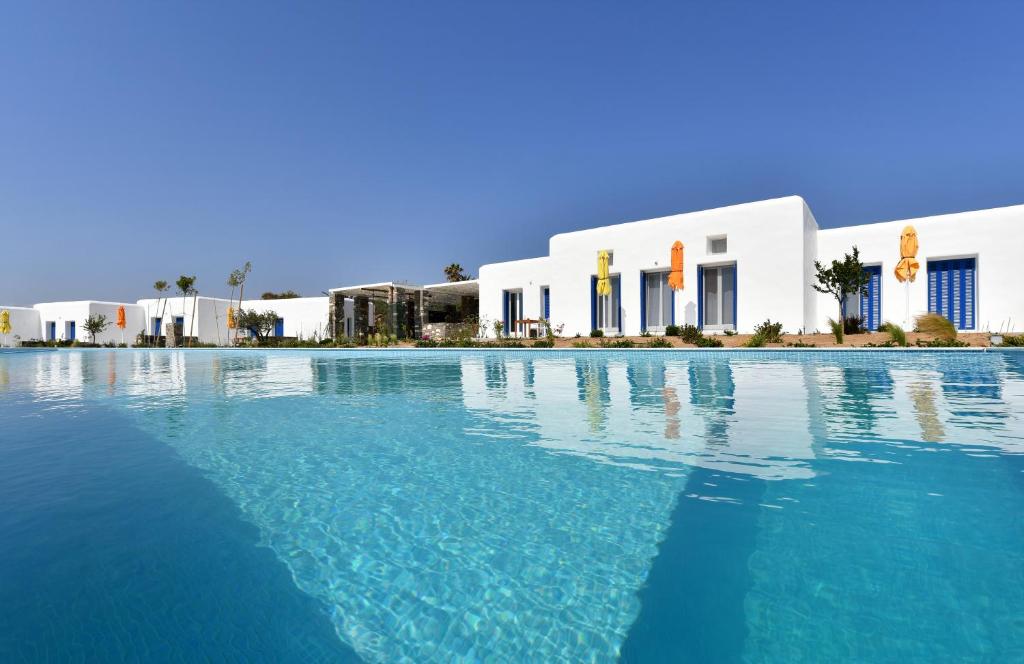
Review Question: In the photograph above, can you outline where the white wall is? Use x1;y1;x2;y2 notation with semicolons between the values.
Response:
0;306;42;345
31;301;146;345
480;196;810;336
239;297;330;340
816;204;1024;332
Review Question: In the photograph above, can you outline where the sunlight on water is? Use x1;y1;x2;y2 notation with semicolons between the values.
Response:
2;349;1023;662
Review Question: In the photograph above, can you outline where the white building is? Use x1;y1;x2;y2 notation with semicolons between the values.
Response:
0;301;147;345
478;196;1024;337
237;296;331;341
137;296;233;345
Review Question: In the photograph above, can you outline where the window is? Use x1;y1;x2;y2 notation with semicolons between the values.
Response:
540;287;550;320
699;264;736;330
708;236;727;254
503;290;523;336
928;258;976;330
591;275;621;333
642;271;674;332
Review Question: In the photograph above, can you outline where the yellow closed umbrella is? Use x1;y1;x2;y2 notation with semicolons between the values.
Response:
668;241;684;290
894;225;919;283
0;310;10;346
596;250;612;297
226;306;236;329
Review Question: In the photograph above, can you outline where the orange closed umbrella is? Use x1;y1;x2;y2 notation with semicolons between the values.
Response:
227;306;236;329
116;306;126;329
894;225;919;283
668;241;684;290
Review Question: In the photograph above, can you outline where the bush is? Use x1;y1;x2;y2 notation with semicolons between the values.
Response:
1000;334;1024;346
678;325;703;343
723;329;737;336
647;337;673;348
751;319;784;345
844;316;864;335
915;338;969;348
827;318;844;344
878;321;908;347
572;340;592;348
786;340;816;348
664;324;680;337
589;329;604;338
600;339;636;348
415;339;439;348
914;313;957;341
532;339;554;348
694;335;723;348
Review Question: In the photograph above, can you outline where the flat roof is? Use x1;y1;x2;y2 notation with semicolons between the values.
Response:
423;280;479;297
329;281;423;298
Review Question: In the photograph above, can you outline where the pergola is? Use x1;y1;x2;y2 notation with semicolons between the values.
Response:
327;280;479;341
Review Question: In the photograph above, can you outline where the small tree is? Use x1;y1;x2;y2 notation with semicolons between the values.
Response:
83;314;110;344
444;263;470;282
813;246;870;342
234;308;278;344
230;261;252;343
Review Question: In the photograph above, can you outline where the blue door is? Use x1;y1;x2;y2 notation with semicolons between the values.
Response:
68;321;75;340
48;322;56;340
274;318;284;337
542;288;550;320
860;265;882;331
175;316;184;328
153;318;162;336
928;258;976;330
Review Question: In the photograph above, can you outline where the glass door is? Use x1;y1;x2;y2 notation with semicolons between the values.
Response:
644;271;673;332
596;276;620;334
701;265;736;330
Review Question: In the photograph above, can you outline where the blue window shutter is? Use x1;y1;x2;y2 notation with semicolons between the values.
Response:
543;288;550;319
69;321;75;340
275;318;284;337
640;271;647;332
964;259;975;330
616;276;622;333
502;291;509;335
861;266;881;330
697;266;704;329
590;276;597;331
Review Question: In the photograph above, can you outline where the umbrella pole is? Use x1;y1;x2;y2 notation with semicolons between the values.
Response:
905;281;910;329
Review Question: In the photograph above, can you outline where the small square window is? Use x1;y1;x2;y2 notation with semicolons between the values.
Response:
709;236;727;254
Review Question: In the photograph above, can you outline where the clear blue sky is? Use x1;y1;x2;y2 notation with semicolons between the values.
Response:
2;1;1022;305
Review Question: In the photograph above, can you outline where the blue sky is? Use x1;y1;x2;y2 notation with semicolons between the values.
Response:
2;1;1021;305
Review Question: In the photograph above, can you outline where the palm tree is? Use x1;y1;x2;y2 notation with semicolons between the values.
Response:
153;280;169;342
175;275;196;346
232;262;251;344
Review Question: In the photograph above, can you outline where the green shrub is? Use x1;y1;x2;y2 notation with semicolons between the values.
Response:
572;340;592;348
751;319;784;345
915;338;969;348
589;329;604;338
827;318;844;344
878;321;908;347
723;329;737;336
843;316;864;335
600;338;636;348
532;339;554;348
1000;334;1024;346
786;340;816;348
678;325;703;343
744;334;765;348
914;313;957;341
415;339;439;347
647;337;673;348
664;324;680;337
694;335;723;348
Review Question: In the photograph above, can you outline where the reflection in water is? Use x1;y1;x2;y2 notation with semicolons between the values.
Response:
911;381;945;442
2;349;1023;662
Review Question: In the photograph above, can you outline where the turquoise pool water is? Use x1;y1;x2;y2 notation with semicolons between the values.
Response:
1;349;1022;662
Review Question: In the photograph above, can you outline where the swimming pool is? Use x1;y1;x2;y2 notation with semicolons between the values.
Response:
1;349;1022;662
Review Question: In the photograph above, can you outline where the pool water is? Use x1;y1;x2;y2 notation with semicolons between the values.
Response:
1;349;1022;662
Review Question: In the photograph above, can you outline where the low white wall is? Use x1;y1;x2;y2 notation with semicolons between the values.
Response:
816;204;1024;332
0;306;42;345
